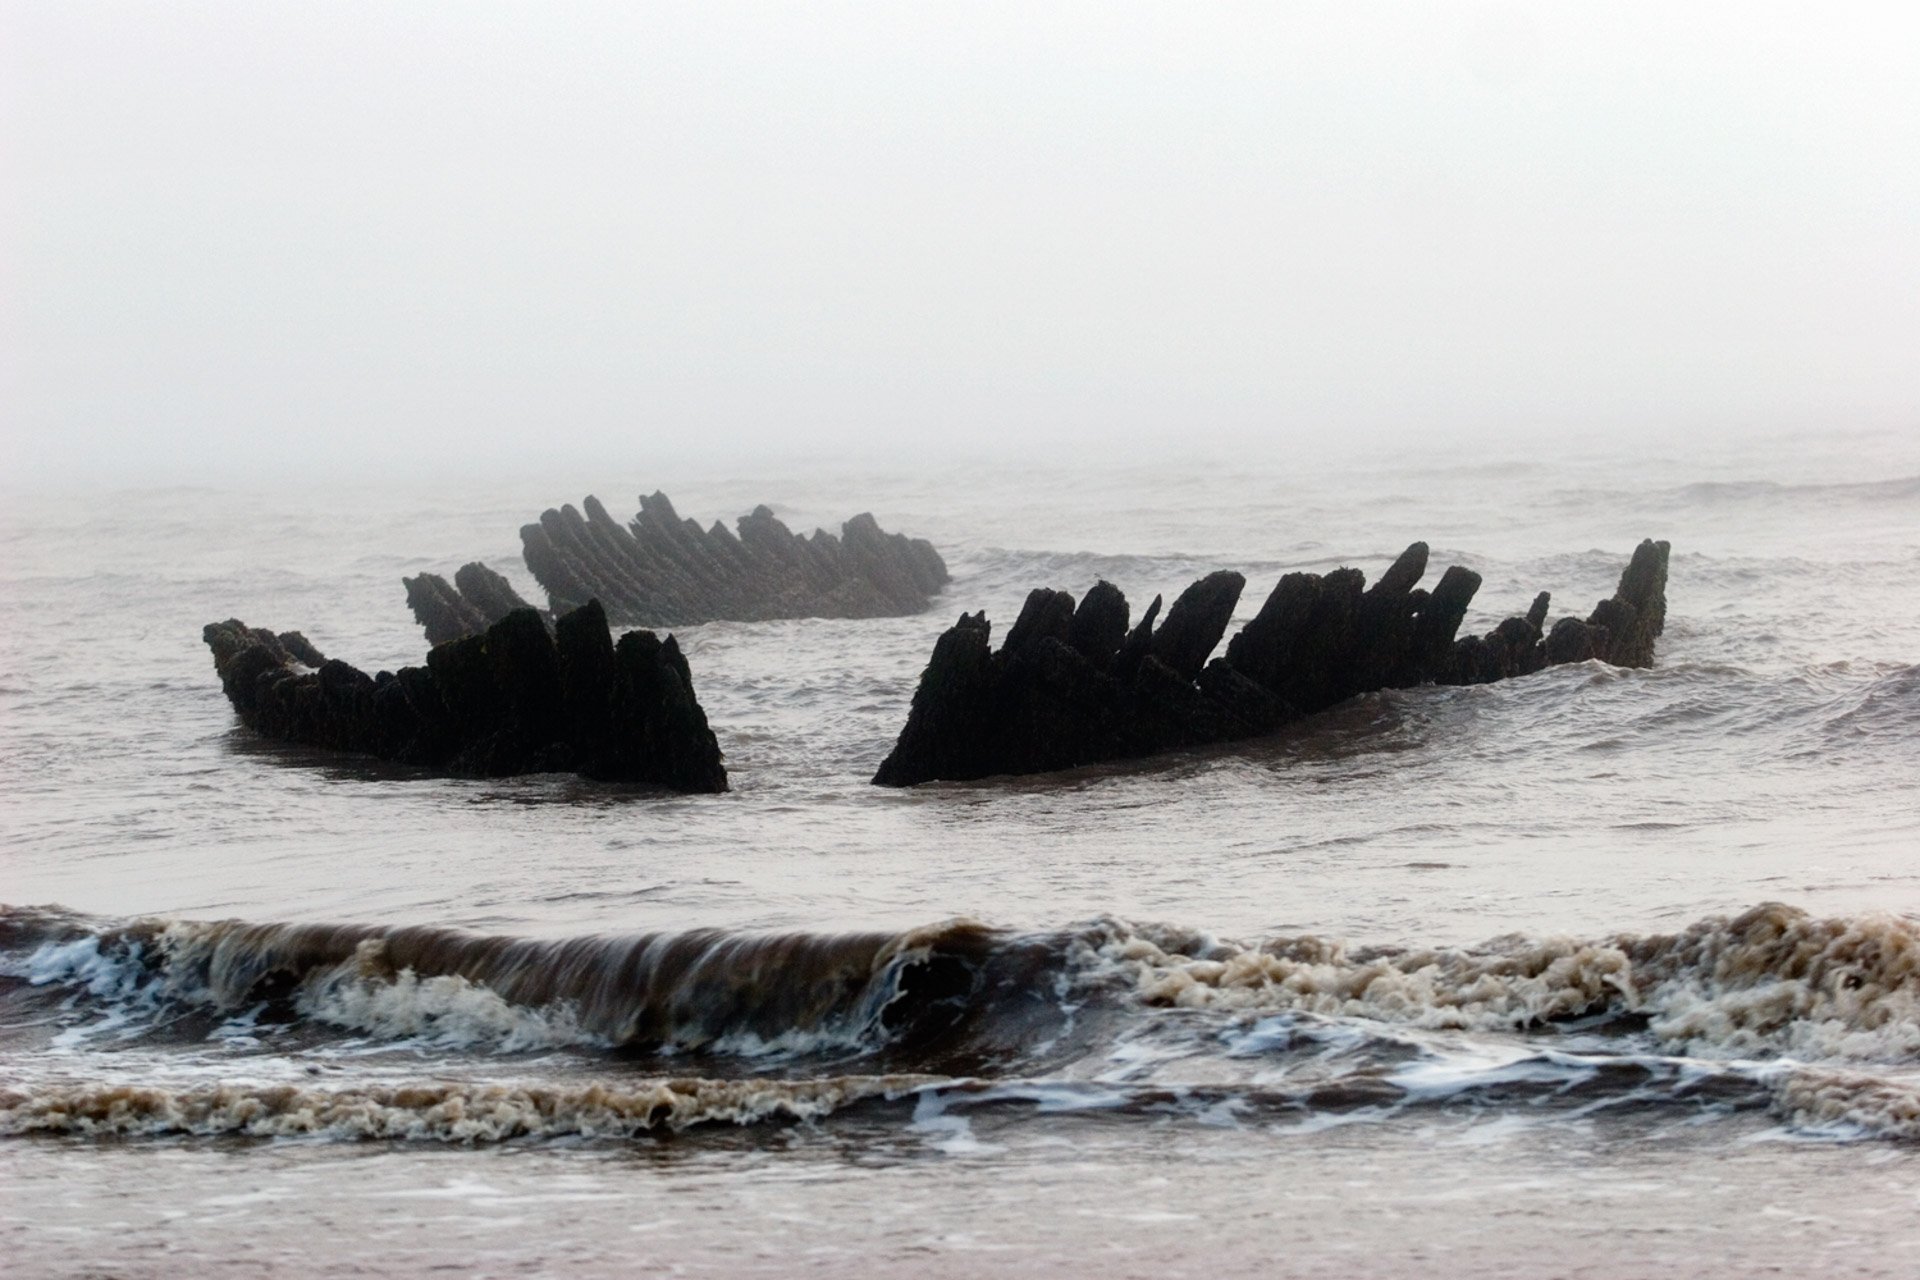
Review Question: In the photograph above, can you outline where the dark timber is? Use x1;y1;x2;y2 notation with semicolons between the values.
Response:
404;493;949;641
403;562;541;647
872;539;1670;786
520;491;949;627
204;600;727;793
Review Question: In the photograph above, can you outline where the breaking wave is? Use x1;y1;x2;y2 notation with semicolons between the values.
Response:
6;901;1920;1145
9;902;1920;1064
1096;902;1920;1063
0;906;1012;1059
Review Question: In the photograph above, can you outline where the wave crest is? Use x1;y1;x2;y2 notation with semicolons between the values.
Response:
1;910;1003;1057
9;903;1919;1068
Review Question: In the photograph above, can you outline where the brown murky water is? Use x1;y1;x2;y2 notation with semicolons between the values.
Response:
5;433;1919;1276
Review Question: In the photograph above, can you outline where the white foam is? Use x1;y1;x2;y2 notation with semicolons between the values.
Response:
1081;903;1920;1066
0;1073;940;1142
1771;1066;1920;1140
910;1088;1002;1155
300;965;596;1053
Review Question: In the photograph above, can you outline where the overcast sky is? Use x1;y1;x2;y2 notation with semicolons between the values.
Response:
3;2;1916;480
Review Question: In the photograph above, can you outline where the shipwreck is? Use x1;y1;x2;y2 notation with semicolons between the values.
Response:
204;600;727;793
872;539;1669;786
403;490;949;643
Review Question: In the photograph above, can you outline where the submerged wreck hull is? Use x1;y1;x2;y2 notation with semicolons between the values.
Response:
402;491;950;643
524;492;949;626
873;539;1670;786
403;562;541;649
205;601;727;794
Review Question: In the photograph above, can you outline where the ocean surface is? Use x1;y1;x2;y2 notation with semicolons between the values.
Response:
4;430;1919;1277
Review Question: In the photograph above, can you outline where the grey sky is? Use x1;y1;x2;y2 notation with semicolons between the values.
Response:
4;2;1916;480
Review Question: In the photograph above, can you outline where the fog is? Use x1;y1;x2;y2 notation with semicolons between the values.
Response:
3;2;1916;482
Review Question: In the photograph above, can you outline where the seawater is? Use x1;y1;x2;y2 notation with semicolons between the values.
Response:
3;431;1919;1277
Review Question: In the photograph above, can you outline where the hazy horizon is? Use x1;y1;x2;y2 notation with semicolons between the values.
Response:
5;2;1916;483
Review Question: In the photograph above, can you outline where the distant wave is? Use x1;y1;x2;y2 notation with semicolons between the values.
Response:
1427;657;1920;764
1667;475;1920;505
1817;663;1920;750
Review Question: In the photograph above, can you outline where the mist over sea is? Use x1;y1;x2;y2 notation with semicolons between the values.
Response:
8;0;1919;1271
3;430;1918;1276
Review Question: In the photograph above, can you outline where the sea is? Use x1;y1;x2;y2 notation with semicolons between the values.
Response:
4;428;1919;1278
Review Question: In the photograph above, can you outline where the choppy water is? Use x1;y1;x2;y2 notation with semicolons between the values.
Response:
4;431;1920;1277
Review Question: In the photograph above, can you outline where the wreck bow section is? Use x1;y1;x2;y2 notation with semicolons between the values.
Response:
872;538;1670;786
204;600;727;793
